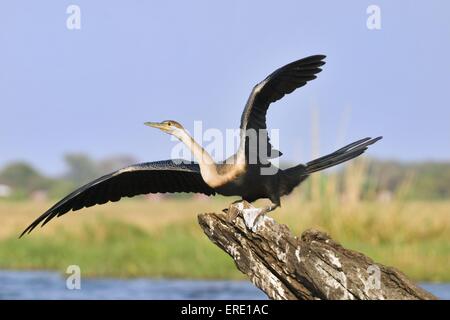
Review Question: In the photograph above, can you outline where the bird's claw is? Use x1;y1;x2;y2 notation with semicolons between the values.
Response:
242;208;265;231
225;200;267;231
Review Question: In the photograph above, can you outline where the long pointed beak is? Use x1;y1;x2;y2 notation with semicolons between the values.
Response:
144;122;164;129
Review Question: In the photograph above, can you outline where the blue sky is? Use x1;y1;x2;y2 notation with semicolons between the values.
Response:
1;1;449;175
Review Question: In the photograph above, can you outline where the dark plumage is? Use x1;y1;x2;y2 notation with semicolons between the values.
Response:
241;55;326;161
22;55;381;236
21;161;215;236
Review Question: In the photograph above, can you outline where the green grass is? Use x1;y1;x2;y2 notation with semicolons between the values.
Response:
0;218;241;279
0;198;449;281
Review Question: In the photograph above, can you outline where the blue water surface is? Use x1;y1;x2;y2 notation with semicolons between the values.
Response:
0;270;448;300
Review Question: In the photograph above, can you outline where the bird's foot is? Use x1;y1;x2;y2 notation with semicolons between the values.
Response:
241;207;266;232
226;201;247;222
225;200;274;232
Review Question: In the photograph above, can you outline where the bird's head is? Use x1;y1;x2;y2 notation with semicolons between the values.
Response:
145;120;185;138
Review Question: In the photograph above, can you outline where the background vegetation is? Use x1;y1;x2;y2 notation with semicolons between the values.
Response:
2;154;450;201
0;155;449;282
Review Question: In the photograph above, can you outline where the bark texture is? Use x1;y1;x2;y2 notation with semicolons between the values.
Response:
198;203;437;300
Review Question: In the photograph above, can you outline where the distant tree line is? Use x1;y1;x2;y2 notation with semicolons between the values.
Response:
364;160;450;200
0;155;449;200
0;154;137;200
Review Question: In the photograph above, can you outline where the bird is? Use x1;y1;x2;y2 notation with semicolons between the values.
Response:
21;55;381;237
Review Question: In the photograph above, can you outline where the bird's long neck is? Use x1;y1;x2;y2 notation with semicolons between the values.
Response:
176;129;219;186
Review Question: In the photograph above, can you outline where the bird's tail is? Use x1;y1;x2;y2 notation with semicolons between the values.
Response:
279;136;381;197
305;136;382;174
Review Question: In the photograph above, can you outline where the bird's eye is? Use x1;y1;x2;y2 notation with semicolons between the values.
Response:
167;122;172;126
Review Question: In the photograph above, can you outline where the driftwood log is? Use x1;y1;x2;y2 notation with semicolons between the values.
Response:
198;202;437;300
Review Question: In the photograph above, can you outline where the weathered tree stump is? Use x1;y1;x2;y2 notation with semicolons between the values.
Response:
198;203;437;300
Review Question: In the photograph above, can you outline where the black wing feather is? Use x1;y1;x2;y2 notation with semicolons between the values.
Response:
21;159;215;237
240;55;326;162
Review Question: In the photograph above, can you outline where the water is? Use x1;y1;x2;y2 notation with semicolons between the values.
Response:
0;270;448;300
0;270;267;300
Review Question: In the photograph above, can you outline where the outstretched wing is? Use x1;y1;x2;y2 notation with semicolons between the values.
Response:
240;55;326;163
21;160;215;236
